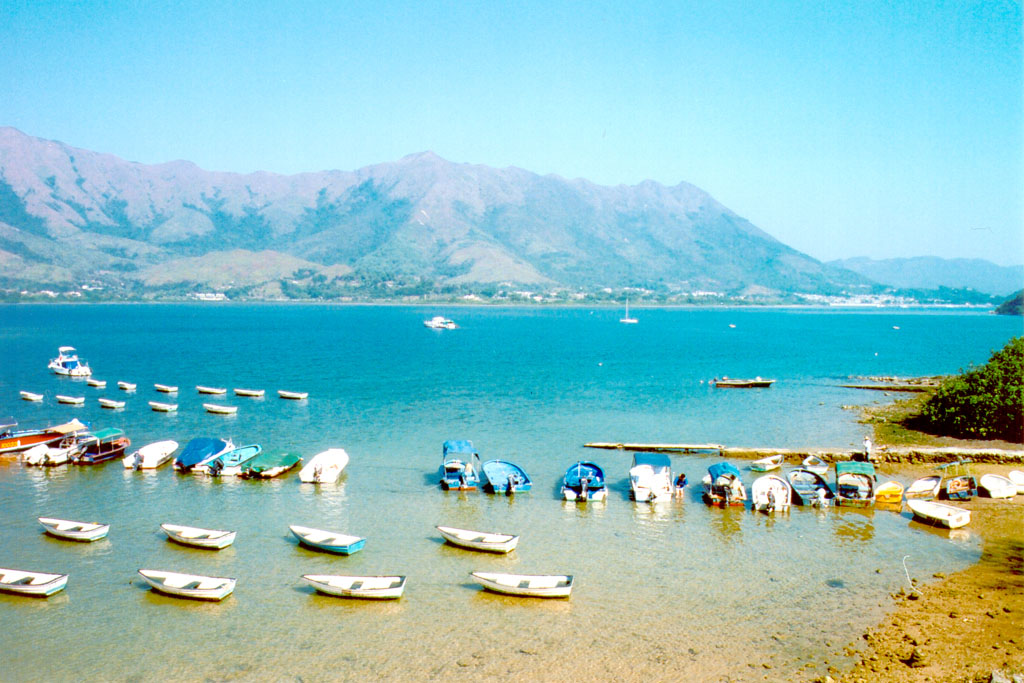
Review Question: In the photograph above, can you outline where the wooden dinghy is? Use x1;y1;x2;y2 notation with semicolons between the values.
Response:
874;480;905;505
196;385;227;395
86;378;106;388
298;448;349;483
750;474;792;513
906;499;971;529
38;517;110;542
787;468;834;506
137;569;235;601
1009;470;1024;495
278;390;308;400
161;523;236;549
234;388;265;397
302;574;406;599
751;453;784;472
289;525;365;555
55;395;84;405
98;398;125;409
149;401;178;412
905;475;941;500
978;474;1017;499
470;572;573;598
117;381;136;391
20;391;43;402
123;440;179;469
436;525;519;553
204;403;237;415
154;384;178;393
0;568;69;597
801;454;829;475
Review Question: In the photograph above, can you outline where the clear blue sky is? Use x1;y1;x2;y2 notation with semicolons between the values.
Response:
2;0;1021;265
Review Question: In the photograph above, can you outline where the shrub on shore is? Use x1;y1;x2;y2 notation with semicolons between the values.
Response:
909;336;1024;442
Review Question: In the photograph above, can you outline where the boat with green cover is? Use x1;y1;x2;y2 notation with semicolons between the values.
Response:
239;451;302;479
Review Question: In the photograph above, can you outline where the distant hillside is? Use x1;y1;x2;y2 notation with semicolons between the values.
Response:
0;127;873;299
829;256;1024;296
995;290;1023;316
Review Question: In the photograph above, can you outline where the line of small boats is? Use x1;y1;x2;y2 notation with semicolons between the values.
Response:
22;383;309;415
3;518;570;600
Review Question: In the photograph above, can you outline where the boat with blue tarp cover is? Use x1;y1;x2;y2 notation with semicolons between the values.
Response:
440;440;482;490
561;461;607;501
174;437;235;473
482;459;532;495
835;461;875;507
197;444;262;476
702;462;747;507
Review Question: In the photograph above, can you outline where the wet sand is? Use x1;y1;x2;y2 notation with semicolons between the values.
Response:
831;464;1024;683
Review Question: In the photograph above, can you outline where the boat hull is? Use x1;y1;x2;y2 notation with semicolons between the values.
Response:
38;517;110;542
470;572;573;598
0;568;68;597
302;574;406;599
137;570;235;601
907;500;971;529
290;526;365;555
161;524;236;549
436;526;519;553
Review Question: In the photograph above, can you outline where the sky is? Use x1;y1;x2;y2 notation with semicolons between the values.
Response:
2;0;1021;265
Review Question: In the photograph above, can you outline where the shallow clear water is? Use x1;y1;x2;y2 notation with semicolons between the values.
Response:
0;305;1017;681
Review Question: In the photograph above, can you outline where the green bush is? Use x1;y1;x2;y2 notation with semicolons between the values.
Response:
913;336;1024;442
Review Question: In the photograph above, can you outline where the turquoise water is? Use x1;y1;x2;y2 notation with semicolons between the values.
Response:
0;305;1018;681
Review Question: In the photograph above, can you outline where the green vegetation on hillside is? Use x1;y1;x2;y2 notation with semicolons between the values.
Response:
995;289;1023;316
908;337;1024;442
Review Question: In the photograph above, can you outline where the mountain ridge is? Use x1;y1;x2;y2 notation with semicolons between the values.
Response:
829;256;1024;297
0;126;870;298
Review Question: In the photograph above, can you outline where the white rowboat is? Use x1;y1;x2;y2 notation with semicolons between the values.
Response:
905;475;942;499
38;517;110;542
979;474;1017;499
907;499;971;529
801;454;829;475
161;523;236;549
87;379;106;388
123;440;179;469
278;390;308;400
470;572;573;598
98;398;125;409
137;569;235;601
204;403;237;415
154;384;178;393
1009;470;1024;495
118;381;136;391
56;395;84;405
436;525;519;553
234;388;265;397
751;454;784;472
20;391;43;402
0;568;68;597
149;401;178;412
196;386;227;395
302;574;406;599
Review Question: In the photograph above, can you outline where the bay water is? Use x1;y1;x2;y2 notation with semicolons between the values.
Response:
0;305;1018;681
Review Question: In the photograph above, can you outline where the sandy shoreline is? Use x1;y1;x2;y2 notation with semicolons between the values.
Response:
827;463;1024;683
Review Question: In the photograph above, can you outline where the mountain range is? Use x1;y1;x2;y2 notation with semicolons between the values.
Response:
829;257;1023;297
0;127;874;299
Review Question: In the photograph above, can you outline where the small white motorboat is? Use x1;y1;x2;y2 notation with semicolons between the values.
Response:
234;388;265;397
204;403;237;415
98;398;125;409
23;440;82;467
154;384;178;393
906;499;971;529
750;474;792;512
801;454;829;475
196;385;227;395
38;517;110;542
117;381;136;391
149;401;178;412
629;453;673;502
137;569;235;601
751;454;784;472
298;448;349;483
978;473;1017;499
20;391;43;402
48;346;92;377
278;390;308;400
423;316;457;329
87;378;106;388
0;568;69;597
55;395;85;405
123;440;179;469
302;574;406;599
289;525;365;555
905;475;942;499
436;525;519;553
161;523;236;549
1008;470;1024;495
470;572;573;598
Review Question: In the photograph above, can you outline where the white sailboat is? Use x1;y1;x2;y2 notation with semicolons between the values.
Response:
620;297;638;324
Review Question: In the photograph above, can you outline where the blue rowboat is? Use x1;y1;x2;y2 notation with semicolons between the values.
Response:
561;461;607;502
481;459;532;495
289;525;365;555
